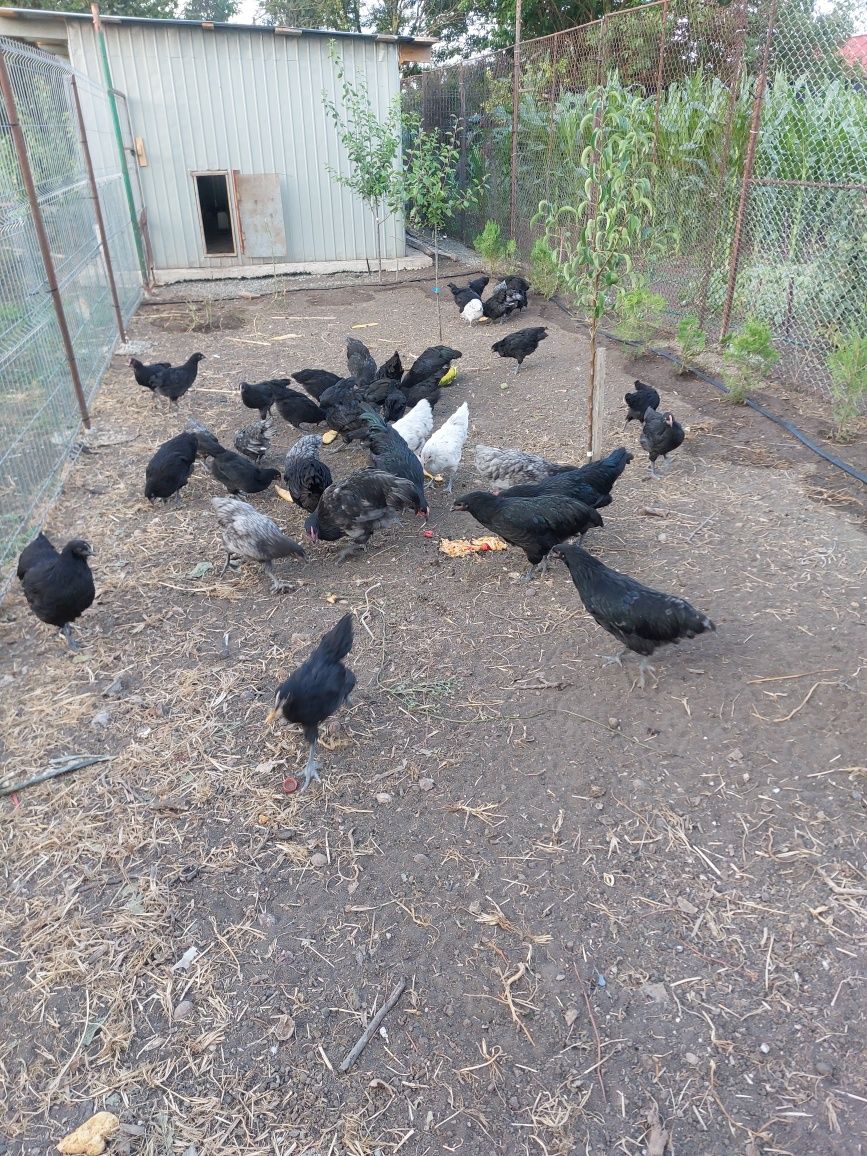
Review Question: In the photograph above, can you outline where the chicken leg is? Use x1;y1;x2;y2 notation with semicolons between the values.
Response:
263;560;294;594
61;623;80;651
299;736;321;792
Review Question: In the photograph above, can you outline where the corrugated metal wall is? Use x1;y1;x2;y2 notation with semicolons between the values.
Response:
66;22;404;273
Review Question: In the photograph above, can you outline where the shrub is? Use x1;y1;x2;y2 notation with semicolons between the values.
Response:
827;329;867;441
473;219;518;275
613;284;668;356
674;315;707;375
529;237;561;299
722;318;779;404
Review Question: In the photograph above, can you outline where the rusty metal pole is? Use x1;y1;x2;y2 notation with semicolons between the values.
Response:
458;65;467;241
720;0;778;341
652;0;669;168
509;0;522;243
70;74;126;344
0;50;90;428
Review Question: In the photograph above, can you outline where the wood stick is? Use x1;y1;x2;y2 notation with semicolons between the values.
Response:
0;755;114;798
339;978;406;1073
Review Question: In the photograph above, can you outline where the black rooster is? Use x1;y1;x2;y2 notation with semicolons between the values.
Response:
640;410;685;474
492;326;548;373
147;354;204;408
453;489;603;579
145;431;198;503
346;337;377;387
305;470;418;561
377;351;403;382
266;613;356;792
554;543;715;687
468;275;489;296
17;532;95;650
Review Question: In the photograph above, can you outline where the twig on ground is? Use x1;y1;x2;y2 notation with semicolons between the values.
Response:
574;965;607;1105
0;755;114;797
339;978;406;1072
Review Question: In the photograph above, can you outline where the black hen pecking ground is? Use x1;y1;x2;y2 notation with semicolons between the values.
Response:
145;431;198;503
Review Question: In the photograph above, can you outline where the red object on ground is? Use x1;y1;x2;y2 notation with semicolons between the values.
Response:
423;529;435;538
281;776;299;795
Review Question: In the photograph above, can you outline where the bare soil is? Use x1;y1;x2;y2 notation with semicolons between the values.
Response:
1;273;866;1156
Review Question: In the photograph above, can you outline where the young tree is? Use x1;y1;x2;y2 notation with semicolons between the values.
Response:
258;0;361;31
322;49;403;281
402;117;481;340
182;0;238;19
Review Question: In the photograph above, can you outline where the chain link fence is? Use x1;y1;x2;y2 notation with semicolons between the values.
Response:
0;37;142;595
403;0;867;402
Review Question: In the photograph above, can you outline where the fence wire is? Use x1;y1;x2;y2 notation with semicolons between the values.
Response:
0;37;141;595
403;0;867;402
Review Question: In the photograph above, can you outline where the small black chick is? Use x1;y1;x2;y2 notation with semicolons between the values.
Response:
207;449;280;494
452;489;603;579
554;543;715;687
492;326;548;373
273;388;327;429
17;532;95;649
468;275;489;296
640;410;685;474
240;378;292;420
266;613;356;792
402;346;461;390
129;357;170;393
377;351;403;382
185;417;225;459
292;369;341;400
305;469;418;561
359;409;428;516
149;354;205;408
145;431;198;503
505;447;633;510
284;435;333;512
625;380;660;424
346;337;377;387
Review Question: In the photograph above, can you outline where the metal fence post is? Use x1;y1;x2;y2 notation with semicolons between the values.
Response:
509;0;522;242
70;74;127;344
720;0;778;341
0;49;90;429
652;0;669;166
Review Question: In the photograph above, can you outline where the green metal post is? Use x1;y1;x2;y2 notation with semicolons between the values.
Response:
91;3;148;281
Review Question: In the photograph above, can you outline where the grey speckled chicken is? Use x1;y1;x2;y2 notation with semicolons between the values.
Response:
284;435;333;512
473;444;567;488
234;417;273;461
212;497;304;592
185;417;225;460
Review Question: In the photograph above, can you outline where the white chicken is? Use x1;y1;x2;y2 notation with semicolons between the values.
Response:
420;402;469;492
391;399;433;455
461;298;484;324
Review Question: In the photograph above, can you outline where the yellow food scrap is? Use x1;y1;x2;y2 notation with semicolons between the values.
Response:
274;485;294;503
439;535;508;557
439;366;458;386
322;429;339;445
57;1113;120;1156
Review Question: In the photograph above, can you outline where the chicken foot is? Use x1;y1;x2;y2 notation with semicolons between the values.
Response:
61;623;80;652
600;649;657;689
299;738;321;792
262;561;295;594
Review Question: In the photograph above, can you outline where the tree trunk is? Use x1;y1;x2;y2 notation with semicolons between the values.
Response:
434;225;442;342
586;317;597;460
373;206;382;283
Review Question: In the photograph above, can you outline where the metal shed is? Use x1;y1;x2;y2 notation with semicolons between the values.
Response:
0;8;434;283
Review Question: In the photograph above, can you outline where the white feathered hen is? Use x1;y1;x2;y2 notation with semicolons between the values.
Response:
421;403;469;492
212;496;304;593
391;399;433;455
461;298;484;324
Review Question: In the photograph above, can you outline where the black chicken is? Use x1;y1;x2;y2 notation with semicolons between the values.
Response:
346;337;377;387
448;283;481;311
148;354;205;408
452;490;603;579
403;375;442;410
292;369;341;401
207;449;280;494
359;409;428;516
377;351;403;382
305;469;418;561
402;346;461;390
482;286;521;321
468;275;489;296
184;417;225;459
240;378;292;420
554;543;715;687
492;326;548;373
266;613;356;792
625;380;660;424
145;431;198;503
129;357;170;394
284;435;333;512
361;378;397;406
319;378;368;446
382;386;407;422
640;410;685;474
17;533;95;650
504;447;633;510
273;389;327;429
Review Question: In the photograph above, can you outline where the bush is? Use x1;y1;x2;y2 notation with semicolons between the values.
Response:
473;219;518;275
530;238;561;299
613;284;667;355
674;315;707;375
827;329;867;442
722;318;779;404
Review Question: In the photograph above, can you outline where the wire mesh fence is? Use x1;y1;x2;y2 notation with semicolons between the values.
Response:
403;0;867;403
0;37;141;595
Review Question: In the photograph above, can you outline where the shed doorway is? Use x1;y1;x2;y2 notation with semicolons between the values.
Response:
194;173;236;255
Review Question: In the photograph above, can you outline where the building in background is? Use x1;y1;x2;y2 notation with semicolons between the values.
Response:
0;8;434;283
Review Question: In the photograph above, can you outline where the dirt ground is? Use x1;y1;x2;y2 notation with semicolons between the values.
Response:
1;269;866;1156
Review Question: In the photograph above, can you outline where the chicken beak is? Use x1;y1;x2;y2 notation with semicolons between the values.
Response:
423;469;435;480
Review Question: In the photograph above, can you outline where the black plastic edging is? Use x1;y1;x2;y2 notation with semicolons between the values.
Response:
549;295;867;489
